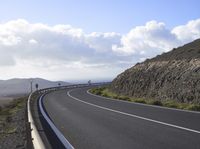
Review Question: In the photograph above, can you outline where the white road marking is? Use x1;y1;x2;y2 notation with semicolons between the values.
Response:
67;89;200;134
39;94;75;149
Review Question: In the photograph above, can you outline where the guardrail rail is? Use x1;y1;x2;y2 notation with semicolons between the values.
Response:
27;82;109;148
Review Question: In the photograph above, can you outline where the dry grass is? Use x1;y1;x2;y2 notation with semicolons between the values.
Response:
90;87;200;112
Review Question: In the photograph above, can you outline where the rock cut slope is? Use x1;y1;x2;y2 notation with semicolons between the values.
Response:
110;39;200;103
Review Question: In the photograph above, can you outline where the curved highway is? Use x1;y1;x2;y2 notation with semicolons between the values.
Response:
42;86;200;149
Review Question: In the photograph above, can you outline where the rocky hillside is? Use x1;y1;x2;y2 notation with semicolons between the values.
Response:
110;39;200;103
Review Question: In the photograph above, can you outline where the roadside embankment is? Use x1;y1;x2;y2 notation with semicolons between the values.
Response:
0;96;30;149
90;86;200;112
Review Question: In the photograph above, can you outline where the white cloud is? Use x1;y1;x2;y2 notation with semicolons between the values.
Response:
112;21;180;58
0;18;199;81
29;39;38;44
172;19;200;43
85;32;121;52
0;35;21;46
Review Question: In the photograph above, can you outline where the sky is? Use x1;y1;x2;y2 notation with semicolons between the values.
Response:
0;0;200;82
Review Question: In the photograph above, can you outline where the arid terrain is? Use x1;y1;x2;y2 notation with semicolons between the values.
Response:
110;39;200;103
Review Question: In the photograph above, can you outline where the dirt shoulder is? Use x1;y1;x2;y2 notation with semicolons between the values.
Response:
0;96;29;149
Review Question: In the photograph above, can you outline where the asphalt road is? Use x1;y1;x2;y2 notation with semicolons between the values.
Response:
43;86;200;149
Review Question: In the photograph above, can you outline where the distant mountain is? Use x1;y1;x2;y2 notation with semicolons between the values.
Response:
110;39;200;103
0;78;71;97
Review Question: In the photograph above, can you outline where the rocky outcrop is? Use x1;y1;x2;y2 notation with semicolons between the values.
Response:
110;39;200;103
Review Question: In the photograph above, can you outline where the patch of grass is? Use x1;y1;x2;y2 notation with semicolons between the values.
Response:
90;87;106;95
5;126;17;134
0;97;27;124
150;100;163;106
8;97;26;114
163;100;180;108
132;98;147;104
118;96;131;101
89;87;200;112
0;107;10;116
185;104;200;111
0;96;26;139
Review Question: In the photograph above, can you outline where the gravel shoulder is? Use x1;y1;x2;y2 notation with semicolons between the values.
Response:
0;96;29;149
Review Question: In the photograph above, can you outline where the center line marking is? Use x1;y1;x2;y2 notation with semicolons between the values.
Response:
67;89;200;134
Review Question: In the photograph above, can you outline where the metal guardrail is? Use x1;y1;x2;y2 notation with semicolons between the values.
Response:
27;93;45;149
25;100;34;149
27;82;109;148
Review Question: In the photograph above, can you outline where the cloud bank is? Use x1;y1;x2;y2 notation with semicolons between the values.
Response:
0;18;200;81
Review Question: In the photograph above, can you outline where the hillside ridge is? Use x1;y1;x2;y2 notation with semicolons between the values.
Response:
110;39;200;103
0;78;70;97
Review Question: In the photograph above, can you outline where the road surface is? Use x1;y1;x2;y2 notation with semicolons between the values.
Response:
42;86;200;149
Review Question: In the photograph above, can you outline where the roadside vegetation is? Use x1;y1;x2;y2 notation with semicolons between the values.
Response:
90;87;200;112
0;97;27;139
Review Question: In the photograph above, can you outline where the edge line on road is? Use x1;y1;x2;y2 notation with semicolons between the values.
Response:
39;93;75;149
67;89;200;134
